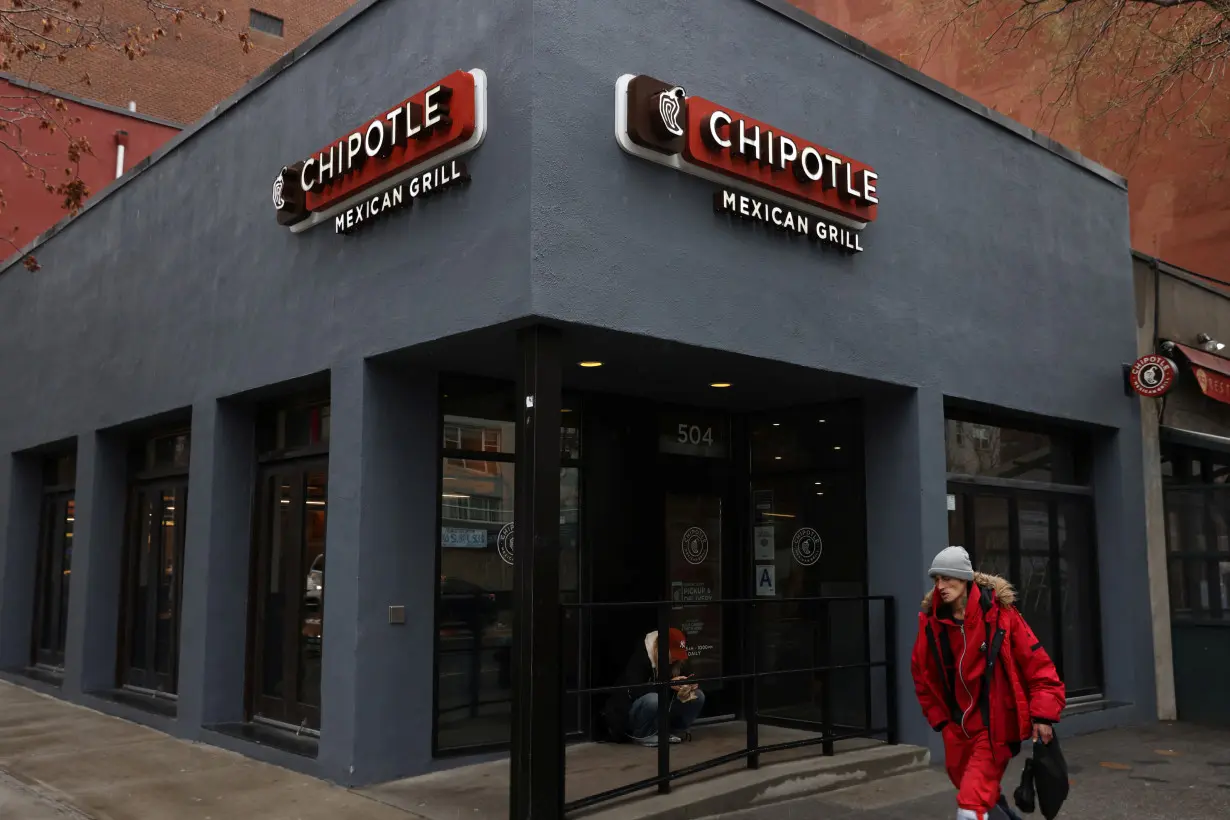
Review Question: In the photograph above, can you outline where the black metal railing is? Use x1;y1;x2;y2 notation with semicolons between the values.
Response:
560;595;897;815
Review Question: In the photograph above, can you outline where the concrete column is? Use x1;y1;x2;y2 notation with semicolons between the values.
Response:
863;386;948;759
178;400;257;731
1092;424;1155;716
1134;261;1177;721
0;454;42;670
63;432;128;695
318;361;439;785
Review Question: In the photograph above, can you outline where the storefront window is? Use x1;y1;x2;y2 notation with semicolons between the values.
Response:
122;429;191;697
749;403;868;731
945;419;1086;484
434;378;581;752
1162;442;1230;621
946;414;1101;695
33;452;76;670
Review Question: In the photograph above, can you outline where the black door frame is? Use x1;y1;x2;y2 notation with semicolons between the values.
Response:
32;491;74;669
119;480;188;695
249;457;328;731
947;479;1103;698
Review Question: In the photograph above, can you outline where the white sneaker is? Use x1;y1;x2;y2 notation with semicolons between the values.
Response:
631;734;682;747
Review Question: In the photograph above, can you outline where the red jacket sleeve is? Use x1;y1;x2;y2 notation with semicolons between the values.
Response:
1006;609;1066;723
910;616;950;731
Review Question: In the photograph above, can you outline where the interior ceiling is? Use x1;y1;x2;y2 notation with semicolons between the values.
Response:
388;321;892;412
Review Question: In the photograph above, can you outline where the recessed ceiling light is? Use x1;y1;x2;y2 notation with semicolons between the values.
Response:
775;456;782;460
814;482;822;486
818;419;826;423
561;408;573;413
816;492;825;496
834;446;842;451
710;382;732;388
578;361;603;368
772;423;781;427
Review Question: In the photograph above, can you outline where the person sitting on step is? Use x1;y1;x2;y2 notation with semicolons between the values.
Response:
603;627;705;746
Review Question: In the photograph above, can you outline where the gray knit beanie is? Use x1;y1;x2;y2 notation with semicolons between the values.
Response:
929;545;974;581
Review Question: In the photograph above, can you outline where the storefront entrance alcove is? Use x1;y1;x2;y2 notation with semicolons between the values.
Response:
396;324;887;785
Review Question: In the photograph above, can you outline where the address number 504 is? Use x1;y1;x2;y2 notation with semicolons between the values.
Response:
678;424;714;446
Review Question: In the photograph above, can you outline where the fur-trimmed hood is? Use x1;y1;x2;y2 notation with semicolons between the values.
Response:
920;572;1017;613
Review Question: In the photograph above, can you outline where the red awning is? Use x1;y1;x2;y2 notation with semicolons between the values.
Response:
1173;343;1230;405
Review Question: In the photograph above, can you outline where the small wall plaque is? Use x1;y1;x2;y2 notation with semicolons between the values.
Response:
388;606;406;625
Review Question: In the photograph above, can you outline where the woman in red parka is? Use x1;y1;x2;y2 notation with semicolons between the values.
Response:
910;546;1065;820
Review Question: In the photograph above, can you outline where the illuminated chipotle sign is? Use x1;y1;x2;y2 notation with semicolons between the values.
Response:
615;73;878;244
273;68;487;233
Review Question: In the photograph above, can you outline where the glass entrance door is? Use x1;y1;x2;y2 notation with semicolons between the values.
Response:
665;490;732;716
251;461;328;731
121;484;187;694
32;493;74;669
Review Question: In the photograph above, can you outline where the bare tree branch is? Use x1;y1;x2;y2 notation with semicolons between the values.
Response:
918;0;1230;169
0;0;257;270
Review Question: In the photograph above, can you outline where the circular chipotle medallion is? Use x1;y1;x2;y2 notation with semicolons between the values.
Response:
497;522;515;565
681;526;709;565
791;527;823;566
1129;355;1177;398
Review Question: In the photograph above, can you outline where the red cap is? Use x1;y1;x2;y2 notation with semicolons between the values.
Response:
668;628;689;663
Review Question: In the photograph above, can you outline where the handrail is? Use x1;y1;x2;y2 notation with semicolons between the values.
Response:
559;594;898;815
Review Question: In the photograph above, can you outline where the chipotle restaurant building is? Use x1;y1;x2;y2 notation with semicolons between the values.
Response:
0;0;1154;803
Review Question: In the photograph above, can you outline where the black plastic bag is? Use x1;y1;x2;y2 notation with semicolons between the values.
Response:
1033;732;1070;819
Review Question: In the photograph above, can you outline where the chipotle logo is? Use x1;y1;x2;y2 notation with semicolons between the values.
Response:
275;68;487;233
616;74;878;232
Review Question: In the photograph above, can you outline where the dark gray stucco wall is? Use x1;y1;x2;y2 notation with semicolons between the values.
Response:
0;0;531;785
530;0;1152;744
0;0;531;454
530;0;1136;429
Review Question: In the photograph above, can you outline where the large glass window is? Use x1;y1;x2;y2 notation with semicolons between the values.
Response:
749;403;869;731
1162;442;1230;622
249;398;330;734
434;377;580;753
946;420;1088;484
32;453;76;671
121;429;190;697
946;415;1101;696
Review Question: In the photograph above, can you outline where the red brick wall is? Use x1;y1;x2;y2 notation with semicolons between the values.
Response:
14;0;358;125
787;1;1230;282
0;79;180;256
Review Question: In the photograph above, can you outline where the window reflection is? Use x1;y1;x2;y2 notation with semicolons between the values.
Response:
945;420;1084;484
298;473;327;710
748;405;869;733
434;378;581;751
1162;442;1230;622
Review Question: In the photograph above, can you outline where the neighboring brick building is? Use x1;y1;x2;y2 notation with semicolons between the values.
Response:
0;76;180;256
16;0;359;125
786;1;1230;283
4;0;357;261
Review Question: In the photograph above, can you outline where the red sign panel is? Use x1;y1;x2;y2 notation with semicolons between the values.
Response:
681;96;877;224
302;70;477;212
1129;355;1177;398
1194;366;1230;405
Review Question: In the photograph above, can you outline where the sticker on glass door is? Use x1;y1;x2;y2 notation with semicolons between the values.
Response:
681;526;709;564
755;564;776;597
791;527;823;566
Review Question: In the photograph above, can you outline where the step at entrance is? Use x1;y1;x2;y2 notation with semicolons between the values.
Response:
360;739;929;820
577;743;930;820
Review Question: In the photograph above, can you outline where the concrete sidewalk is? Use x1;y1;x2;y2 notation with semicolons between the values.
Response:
0;681;411;820
0;678;927;820
710;720;1230;819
